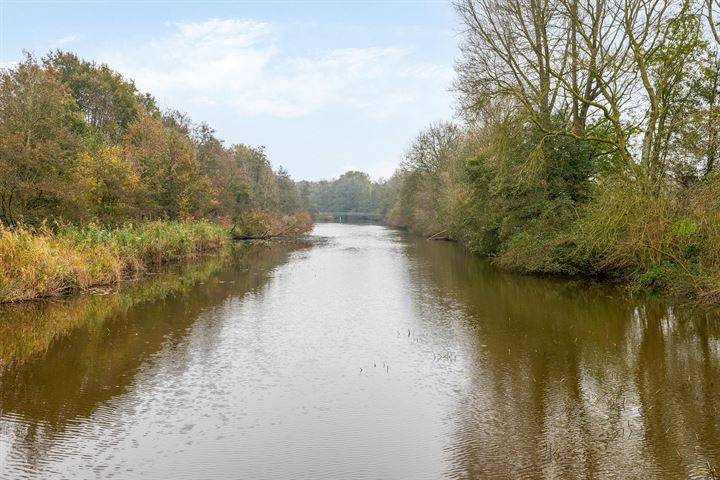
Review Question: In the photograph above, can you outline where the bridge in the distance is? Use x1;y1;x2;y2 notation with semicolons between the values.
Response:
317;212;382;223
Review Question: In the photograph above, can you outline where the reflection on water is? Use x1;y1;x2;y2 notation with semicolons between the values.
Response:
0;253;226;371
410;238;720;479
0;224;718;479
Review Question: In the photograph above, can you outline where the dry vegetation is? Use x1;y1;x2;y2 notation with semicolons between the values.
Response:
0;221;227;303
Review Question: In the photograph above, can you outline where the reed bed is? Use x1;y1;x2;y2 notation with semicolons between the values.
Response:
0;221;227;303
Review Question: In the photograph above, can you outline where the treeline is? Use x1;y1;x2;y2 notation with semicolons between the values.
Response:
385;0;720;302
0;52;310;235
297;171;398;216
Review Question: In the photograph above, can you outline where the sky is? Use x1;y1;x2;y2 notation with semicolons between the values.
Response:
0;0;459;181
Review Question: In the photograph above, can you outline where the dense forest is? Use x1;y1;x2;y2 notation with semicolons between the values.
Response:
349;0;720;302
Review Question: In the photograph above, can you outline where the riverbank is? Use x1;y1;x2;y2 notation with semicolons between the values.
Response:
0;238;311;370
0;251;228;369
0;215;313;304
0;221;228;303
388;177;720;307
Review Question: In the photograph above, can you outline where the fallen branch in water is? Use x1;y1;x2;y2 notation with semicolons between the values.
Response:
232;234;273;240
427;230;451;241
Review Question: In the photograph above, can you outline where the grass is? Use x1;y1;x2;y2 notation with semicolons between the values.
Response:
0;220;228;303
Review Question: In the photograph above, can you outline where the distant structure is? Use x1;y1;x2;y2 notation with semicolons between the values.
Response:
317;212;382;223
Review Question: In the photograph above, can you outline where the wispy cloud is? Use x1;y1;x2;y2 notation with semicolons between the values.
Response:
52;34;79;48
106;18;452;118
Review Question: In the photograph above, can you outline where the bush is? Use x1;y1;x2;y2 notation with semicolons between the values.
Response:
493;197;583;275
570;174;720;302
572;177;676;275
232;211;314;239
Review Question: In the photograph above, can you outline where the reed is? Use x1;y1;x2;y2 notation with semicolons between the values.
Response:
0;221;228;303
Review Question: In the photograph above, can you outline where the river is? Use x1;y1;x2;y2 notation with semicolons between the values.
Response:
1;223;719;479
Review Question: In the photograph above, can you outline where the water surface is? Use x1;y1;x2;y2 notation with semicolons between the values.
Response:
1;224;719;479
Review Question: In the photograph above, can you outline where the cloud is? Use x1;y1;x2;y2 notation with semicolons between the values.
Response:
106;18;452;118
53;34;79;47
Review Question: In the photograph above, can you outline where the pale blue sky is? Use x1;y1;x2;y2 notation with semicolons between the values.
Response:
0;0;458;180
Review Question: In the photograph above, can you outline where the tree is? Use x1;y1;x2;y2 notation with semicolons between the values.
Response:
276;167;302;214
122;114;214;219
327;171;373;212
455;0;564;126
0;50;311;232
75;145;143;222
627;0;704;185
44;51;146;141
402;122;463;174
456;0;707;186
296;180;319;216
233;145;279;212
708;0;720;44
454;0;628;174
0;54;84;224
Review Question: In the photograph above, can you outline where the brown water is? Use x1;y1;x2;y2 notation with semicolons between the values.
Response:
1;223;719;479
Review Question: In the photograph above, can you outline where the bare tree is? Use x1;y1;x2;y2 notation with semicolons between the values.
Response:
402;122;463;174
455;0;638;169
708;0;720;43
626;0;703;184
455;0;705;185
555;0;638;167
454;0;567;124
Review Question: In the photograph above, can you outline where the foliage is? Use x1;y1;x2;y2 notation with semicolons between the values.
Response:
0;54;84;225
231;210;313;239
0;51;311;232
75;145;144;221
298;171;398;218
0;51;314;304
43;50;148;141
380;0;720;303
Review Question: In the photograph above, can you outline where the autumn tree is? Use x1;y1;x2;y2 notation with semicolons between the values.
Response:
276;167;302;214
75;145;143;222
0;55;84;225
123;114;214;219
44;51;147;141
233;145;279;213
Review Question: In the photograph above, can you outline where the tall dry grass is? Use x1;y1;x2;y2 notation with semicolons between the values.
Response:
0;221;227;303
